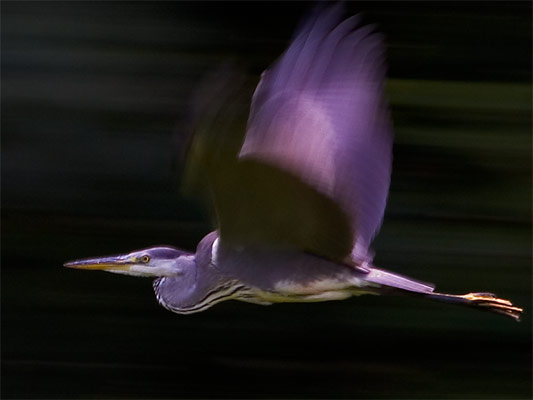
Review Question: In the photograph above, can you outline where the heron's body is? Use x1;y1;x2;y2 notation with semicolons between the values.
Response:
153;232;378;314
65;4;522;321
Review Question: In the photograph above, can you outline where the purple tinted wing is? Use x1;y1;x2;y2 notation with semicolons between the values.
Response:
180;65;354;261
241;5;393;261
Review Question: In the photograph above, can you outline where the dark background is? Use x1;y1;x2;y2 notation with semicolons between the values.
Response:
2;1;531;399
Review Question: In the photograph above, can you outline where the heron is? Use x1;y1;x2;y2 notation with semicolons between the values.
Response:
65;4;522;320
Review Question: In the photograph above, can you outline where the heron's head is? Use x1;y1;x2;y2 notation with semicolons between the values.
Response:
64;247;193;277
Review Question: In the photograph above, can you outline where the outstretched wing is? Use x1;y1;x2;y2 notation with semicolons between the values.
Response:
240;4;393;261
182;4;393;262
181;66;353;261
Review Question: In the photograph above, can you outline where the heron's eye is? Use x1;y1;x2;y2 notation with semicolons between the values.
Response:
141;255;150;263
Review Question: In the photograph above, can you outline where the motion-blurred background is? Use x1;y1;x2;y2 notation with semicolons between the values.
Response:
2;2;531;398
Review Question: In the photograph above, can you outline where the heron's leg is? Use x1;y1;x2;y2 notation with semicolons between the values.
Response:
425;292;523;321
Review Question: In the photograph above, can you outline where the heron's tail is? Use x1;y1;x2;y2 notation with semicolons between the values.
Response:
360;266;523;321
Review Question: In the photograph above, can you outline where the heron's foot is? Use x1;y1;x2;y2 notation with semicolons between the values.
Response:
428;292;523;321
460;292;523;321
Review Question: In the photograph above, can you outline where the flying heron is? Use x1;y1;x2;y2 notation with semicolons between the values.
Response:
65;4;522;320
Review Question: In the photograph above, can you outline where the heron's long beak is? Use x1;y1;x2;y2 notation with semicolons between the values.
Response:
64;255;133;271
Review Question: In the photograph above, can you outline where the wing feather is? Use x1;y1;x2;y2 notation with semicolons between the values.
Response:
182;5;393;263
242;6;393;261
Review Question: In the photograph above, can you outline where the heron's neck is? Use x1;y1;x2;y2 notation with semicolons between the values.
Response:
153;244;238;314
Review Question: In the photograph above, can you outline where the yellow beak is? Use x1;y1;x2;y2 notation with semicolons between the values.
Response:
64;255;133;271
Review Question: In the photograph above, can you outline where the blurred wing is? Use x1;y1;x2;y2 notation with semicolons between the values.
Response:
180;65;251;202
180;64;352;260
182;5;393;263
212;159;353;260
180;65;352;260
241;4;393;261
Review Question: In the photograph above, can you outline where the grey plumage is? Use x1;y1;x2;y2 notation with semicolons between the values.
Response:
65;4;522;321
243;6;392;262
